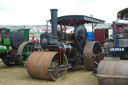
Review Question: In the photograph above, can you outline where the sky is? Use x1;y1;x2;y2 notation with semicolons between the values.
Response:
0;0;128;25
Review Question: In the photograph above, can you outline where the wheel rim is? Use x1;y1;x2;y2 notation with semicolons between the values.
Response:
93;43;102;67
22;44;34;63
50;54;68;80
83;41;103;71
17;42;34;65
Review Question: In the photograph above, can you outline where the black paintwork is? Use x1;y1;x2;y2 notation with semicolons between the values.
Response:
40;9;104;66
57;15;105;26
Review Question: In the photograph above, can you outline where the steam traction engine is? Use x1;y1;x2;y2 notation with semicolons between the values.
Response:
0;28;34;66
96;8;128;85
27;9;104;81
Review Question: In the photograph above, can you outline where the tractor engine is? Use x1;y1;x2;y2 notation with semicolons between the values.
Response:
40;9;87;66
96;8;128;85
0;28;34;66
27;9;104;81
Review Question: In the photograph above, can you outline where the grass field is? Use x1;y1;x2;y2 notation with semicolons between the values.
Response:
0;60;98;85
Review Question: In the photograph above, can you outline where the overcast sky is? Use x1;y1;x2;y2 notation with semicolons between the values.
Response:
0;0;128;25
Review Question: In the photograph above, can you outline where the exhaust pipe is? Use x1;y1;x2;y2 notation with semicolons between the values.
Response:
113;21;116;35
50;9;58;39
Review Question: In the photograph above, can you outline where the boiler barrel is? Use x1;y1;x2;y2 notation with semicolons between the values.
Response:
0;46;12;55
96;60;128;85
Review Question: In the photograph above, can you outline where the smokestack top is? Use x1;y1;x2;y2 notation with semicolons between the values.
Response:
50;9;58;11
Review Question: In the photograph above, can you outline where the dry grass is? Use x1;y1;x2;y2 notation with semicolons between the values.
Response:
0;61;98;85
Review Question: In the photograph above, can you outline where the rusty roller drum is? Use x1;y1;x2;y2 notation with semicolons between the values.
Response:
27;51;68;81
83;41;103;71
97;59;128;85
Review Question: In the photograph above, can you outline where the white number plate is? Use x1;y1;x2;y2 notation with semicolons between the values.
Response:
110;48;124;51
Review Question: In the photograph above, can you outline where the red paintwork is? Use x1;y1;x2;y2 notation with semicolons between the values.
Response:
94;29;105;44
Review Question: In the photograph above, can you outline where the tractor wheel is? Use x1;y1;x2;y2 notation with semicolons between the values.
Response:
27;51;68;81
83;41;103;71
17;42;34;65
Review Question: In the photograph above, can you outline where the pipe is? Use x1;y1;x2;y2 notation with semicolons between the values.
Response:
50;9;58;39
113;21;116;35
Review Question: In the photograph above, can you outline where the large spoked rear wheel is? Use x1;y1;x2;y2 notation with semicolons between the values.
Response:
83;41;103;71
17;42;34;65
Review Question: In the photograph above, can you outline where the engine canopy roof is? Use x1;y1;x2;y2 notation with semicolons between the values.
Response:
57;15;105;26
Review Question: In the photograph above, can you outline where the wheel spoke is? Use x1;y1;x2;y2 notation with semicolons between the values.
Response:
94;61;98;65
22;44;34;62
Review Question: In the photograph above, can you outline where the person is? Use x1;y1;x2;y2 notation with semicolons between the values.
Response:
30;39;33;42
37;39;40;44
36;39;40;45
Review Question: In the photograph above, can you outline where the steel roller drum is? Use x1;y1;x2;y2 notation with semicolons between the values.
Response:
27;51;68;81
97;60;128;85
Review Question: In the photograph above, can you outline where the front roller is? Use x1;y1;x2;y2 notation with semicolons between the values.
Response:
96;60;128;85
83;41;103;71
27;51;69;81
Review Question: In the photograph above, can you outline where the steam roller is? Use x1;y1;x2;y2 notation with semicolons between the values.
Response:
95;8;128;85
27;9;105;80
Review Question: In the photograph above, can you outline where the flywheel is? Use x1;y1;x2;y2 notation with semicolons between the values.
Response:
11;30;26;48
75;25;87;49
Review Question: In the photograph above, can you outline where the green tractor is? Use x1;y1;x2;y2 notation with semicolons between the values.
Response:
0;28;34;66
